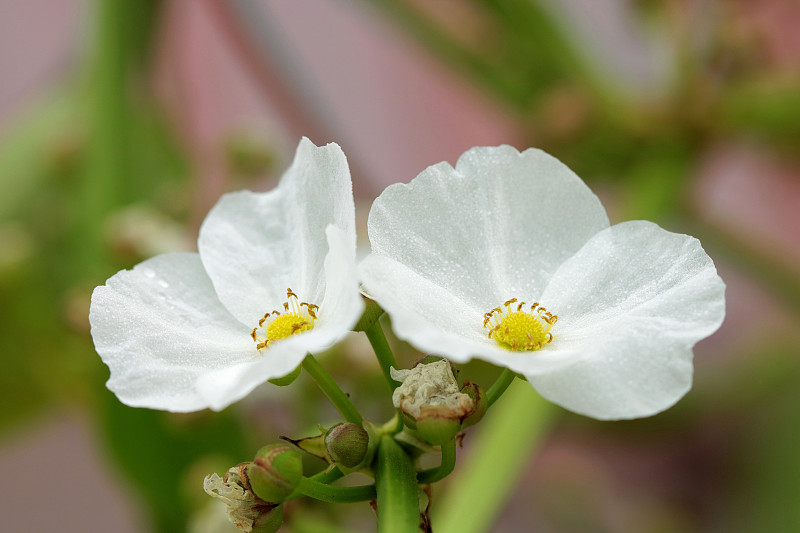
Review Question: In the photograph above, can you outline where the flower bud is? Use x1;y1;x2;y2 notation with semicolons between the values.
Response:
283;423;371;469
325;423;370;468
246;444;303;503
391;360;474;445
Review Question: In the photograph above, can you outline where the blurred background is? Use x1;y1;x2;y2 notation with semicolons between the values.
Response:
1;0;799;531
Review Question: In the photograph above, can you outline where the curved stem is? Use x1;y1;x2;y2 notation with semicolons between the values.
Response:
486;368;516;408
302;354;363;425
417;439;456;484
295;477;376;503
379;413;404;436
365;320;401;391
312;466;345;485
375;435;420;533
286;467;344;501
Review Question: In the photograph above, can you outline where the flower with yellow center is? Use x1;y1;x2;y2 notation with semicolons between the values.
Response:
89;138;363;412
251;288;319;350
484;298;557;351
360;145;726;420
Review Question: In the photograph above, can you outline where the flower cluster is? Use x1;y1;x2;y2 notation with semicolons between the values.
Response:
90;140;725;419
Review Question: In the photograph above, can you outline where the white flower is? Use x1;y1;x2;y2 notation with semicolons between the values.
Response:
89;138;364;412
360;146;725;420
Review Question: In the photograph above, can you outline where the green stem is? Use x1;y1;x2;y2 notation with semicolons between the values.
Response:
286;467;344;501
417;439;456;485
432;380;554;533
365;320;401;391
295;477;376;503
486;369;517;408
302;355;362;425
378;413;404;436
375;435;420;533
312;466;345;485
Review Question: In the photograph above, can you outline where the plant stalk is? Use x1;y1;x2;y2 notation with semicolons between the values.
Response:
375;435;420;533
302;354;363;425
365;320;401;391
417;438;456;484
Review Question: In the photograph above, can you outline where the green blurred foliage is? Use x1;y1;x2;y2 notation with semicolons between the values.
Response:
0;2;247;531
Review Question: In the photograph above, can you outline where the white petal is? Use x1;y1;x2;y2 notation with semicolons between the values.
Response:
524;221;726;419
196;225;364;410
365;145;609;313
316;225;365;336
89;253;258;412
198;138;355;326
360;251;587;375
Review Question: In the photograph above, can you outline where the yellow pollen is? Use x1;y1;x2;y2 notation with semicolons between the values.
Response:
251;288;318;351
483;298;557;351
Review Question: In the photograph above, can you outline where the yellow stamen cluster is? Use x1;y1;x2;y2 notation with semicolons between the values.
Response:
251;288;319;351
483;298;558;351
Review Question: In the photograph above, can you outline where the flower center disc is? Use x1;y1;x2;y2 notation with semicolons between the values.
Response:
251;288;318;351
484;298;557;351
267;313;313;341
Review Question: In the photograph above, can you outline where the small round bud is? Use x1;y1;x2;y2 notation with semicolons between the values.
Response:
246;444;303;503
324;423;370;468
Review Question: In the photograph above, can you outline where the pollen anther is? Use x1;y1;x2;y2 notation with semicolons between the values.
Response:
251;288;319;351
483;298;558;352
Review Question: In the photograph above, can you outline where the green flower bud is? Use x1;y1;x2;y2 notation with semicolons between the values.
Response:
283;423;371;469
246;444;303;503
325;423;370;468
